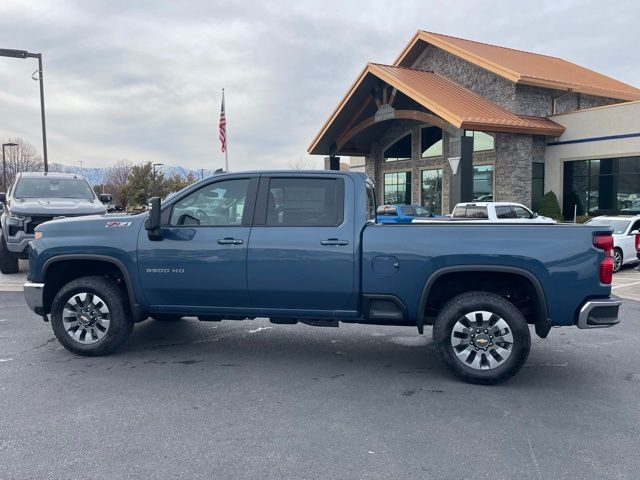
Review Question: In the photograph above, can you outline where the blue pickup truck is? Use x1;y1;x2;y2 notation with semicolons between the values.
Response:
23;171;621;384
376;204;441;223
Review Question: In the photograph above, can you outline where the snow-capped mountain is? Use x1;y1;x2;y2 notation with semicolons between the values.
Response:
48;163;219;186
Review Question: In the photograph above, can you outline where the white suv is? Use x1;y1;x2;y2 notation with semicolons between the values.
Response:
584;216;640;272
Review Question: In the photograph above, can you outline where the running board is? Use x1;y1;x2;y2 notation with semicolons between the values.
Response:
269;318;339;327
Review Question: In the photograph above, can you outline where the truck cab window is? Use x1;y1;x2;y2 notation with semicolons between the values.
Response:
365;183;376;222
170;179;249;226
453;205;488;219
266;178;342;226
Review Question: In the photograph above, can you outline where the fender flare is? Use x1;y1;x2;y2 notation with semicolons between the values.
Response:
417;265;551;337
41;254;142;319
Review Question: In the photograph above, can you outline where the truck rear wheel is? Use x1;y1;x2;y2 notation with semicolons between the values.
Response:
50;276;133;356
0;235;19;274
433;291;531;385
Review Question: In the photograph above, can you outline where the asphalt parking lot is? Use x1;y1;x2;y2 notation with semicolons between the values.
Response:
1;290;639;480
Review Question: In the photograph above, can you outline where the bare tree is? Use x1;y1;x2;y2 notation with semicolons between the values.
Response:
1;138;44;189
104;159;133;207
289;155;320;170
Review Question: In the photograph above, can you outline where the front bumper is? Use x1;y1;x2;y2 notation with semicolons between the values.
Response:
24;282;45;315
5;232;34;254
577;296;622;329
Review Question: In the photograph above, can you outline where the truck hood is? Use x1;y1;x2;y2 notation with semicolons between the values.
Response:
9;198;107;216
35;212;145;232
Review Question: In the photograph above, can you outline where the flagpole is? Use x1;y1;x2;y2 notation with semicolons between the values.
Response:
223;88;229;172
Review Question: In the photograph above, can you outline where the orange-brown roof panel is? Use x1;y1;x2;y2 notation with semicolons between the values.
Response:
370;64;565;135
394;31;640;101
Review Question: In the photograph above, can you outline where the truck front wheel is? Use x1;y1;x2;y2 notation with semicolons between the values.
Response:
433;291;531;384
50;276;133;356
0;235;19;274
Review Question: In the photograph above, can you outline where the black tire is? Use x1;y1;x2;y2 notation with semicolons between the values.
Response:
151;314;184;322
0;235;19;274
51;276;133;356
613;248;623;273
433;291;531;385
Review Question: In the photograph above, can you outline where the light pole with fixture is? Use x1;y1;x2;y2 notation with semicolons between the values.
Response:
152;163;164;197
0;48;49;172
2;142;18;191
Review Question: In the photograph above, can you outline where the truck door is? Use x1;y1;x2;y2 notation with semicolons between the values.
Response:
137;176;257;310
247;175;356;313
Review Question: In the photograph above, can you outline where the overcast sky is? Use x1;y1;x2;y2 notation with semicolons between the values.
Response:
1;0;639;171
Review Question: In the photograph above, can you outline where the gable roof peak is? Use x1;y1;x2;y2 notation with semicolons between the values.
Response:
394;30;640;101
417;30;561;61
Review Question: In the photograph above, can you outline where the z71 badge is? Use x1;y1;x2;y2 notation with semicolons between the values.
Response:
105;221;132;228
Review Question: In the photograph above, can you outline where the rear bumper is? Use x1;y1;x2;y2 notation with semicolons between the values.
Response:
24;282;45;315
577;296;622;329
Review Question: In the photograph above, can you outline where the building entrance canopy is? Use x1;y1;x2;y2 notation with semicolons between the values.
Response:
308;63;565;157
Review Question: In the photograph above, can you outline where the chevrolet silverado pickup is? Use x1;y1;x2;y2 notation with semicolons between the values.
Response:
23;171;621;384
1;172;109;274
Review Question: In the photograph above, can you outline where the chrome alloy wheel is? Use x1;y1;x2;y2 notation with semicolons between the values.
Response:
613;250;622;272
450;311;514;370
62;292;111;345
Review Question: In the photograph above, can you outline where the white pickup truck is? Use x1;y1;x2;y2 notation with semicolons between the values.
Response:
414;202;556;223
452;202;556;223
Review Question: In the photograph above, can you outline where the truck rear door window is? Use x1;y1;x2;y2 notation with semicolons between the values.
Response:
495;206;516;219
453;205;488;219
266;178;343;226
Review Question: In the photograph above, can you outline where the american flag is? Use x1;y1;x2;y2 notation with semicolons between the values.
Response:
219;91;227;153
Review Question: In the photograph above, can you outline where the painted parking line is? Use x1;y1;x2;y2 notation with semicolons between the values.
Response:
612;281;640;289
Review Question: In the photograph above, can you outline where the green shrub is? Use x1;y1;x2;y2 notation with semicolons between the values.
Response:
538;191;563;221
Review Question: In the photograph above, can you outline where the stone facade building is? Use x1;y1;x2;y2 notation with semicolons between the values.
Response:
309;31;639;215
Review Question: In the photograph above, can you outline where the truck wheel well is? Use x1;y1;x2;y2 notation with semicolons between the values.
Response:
42;260;131;315
422;271;545;327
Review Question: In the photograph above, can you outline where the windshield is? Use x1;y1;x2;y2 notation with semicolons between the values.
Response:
585;218;630;234
14;177;96;200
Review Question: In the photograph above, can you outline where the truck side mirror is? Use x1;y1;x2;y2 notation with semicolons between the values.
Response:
0;192;6;204
144;197;163;240
99;193;112;204
532;212;538;219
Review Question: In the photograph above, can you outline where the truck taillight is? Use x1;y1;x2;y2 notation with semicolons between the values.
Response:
635;232;640;252
594;234;614;284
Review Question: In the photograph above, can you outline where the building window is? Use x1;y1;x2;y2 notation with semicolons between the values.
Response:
383;172;411;205
421;169;443;215
465;131;495;152
383;133;411;162
532;163;545;211
563;156;640;219
421;127;443;158
473;164;494;201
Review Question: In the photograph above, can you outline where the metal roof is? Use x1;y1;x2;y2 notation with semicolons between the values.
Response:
308;63;565;155
371;64;565;134
395;31;640;101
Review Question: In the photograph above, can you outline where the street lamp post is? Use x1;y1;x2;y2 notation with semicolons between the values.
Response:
152;163;164;197
0;48;49;172
2;143;18;191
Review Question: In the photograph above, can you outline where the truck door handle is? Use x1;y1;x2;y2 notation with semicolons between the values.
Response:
320;238;349;246
217;238;243;245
